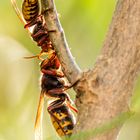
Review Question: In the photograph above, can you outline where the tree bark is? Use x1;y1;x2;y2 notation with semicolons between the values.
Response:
74;0;140;140
42;0;140;140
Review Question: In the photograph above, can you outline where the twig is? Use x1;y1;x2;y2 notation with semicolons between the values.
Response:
41;0;82;84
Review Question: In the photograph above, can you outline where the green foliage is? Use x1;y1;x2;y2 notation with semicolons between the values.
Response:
0;0;140;140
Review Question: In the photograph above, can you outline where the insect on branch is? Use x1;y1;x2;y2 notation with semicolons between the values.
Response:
41;0;82;85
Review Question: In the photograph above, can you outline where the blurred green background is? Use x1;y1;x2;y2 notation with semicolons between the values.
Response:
0;0;140;140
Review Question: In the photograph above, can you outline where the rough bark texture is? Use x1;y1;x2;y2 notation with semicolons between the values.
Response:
41;0;140;140
74;0;140;140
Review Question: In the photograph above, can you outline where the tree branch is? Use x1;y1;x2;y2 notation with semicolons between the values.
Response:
41;0;82;84
41;0;140;140
73;0;140;139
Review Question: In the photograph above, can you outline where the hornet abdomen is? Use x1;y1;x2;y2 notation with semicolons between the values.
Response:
22;0;39;23
49;104;75;137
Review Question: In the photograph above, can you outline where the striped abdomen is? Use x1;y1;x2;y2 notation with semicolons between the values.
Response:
49;104;75;137
22;0;39;23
